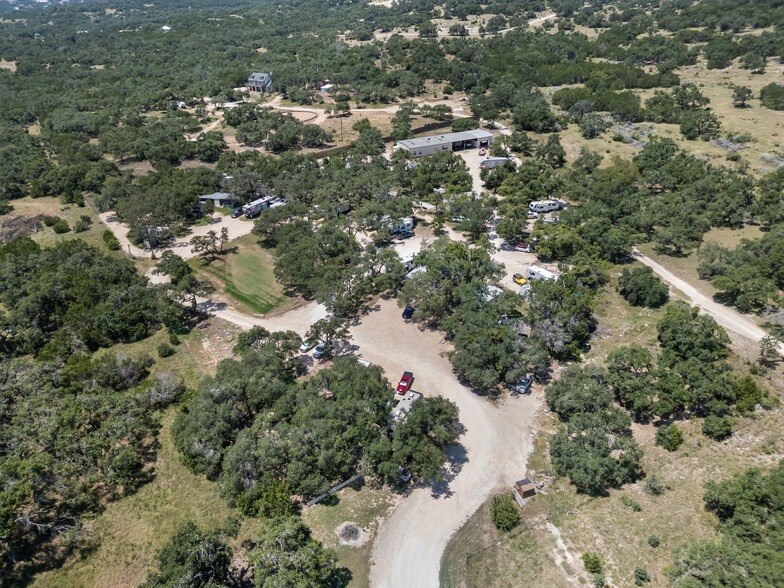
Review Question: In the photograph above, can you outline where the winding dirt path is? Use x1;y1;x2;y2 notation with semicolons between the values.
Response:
201;295;541;588
358;300;540;588
632;249;784;354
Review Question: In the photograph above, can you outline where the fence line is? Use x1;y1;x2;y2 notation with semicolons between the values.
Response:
306;474;364;507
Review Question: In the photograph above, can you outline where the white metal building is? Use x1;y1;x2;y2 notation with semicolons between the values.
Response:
394;129;494;157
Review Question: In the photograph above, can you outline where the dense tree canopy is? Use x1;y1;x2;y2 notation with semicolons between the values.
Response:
1;353;168;578
0;238;182;358
174;352;459;500
669;462;784;587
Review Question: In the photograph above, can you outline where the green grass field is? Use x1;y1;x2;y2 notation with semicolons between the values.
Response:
190;233;289;315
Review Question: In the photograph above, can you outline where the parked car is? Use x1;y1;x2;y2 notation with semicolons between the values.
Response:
396;371;414;394
299;339;316;353
312;342;329;358
398;466;412;483
527;211;539;219
230;208;244;218
396;230;415;239
356;358;372;367
450;215;467;223
402;306;415;319
515;243;533;253
542;216;559;225
513;273;527;285
514;374;533;394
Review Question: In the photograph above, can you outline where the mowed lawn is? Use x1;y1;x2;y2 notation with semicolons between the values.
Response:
191;233;289;315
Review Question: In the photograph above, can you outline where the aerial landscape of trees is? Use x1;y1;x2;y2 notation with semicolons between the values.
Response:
0;0;783;584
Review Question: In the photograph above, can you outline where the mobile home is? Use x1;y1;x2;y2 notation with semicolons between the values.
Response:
525;265;558;281
528;199;561;213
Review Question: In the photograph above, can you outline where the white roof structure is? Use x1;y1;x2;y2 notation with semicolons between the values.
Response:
390;391;422;423
395;129;494;151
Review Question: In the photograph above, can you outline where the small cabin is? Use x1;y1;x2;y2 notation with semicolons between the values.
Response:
515;478;536;499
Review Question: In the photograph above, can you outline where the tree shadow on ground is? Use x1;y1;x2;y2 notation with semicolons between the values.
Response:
197;299;227;314
426;443;469;500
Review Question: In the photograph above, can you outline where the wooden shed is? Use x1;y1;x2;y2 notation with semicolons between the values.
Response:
515;478;536;499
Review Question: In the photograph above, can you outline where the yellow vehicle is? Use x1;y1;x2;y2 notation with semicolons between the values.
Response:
513;273;527;285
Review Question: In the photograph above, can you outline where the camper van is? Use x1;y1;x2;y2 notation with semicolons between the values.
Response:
528;199;561;213
242;196;275;219
382;215;414;234
525;265;558;281
480;157;513;169
401;253;416;272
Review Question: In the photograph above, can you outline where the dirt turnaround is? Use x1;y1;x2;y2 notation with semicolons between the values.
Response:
353;300;541;588
206;296;542;588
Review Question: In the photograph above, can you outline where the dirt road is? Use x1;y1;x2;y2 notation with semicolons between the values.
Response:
203;299;327;337
356;300;541;588
203;294;541;588
98;212;255;260
633;249;784;354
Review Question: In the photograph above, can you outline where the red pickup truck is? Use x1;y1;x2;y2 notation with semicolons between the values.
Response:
396;371;414;394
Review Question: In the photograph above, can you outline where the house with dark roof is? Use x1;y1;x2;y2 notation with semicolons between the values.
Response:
247;72;273;92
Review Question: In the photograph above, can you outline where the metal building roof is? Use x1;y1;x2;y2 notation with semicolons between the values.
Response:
395;129;494;150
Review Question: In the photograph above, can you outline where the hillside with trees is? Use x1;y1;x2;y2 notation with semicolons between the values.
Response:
0;0;783;585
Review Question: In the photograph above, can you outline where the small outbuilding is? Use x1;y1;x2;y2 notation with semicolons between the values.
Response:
515;478;536;499
513;478;536;508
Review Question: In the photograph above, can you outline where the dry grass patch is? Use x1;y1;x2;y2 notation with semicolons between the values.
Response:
586;280;663;362
443;276;784;586
30;409;234;588
447;395;784;587
703;224;764;248
117;159;155;176
303;483;397;588
2;197;106;250
0;59;16;71
635;57;784;175
441;498;576;588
